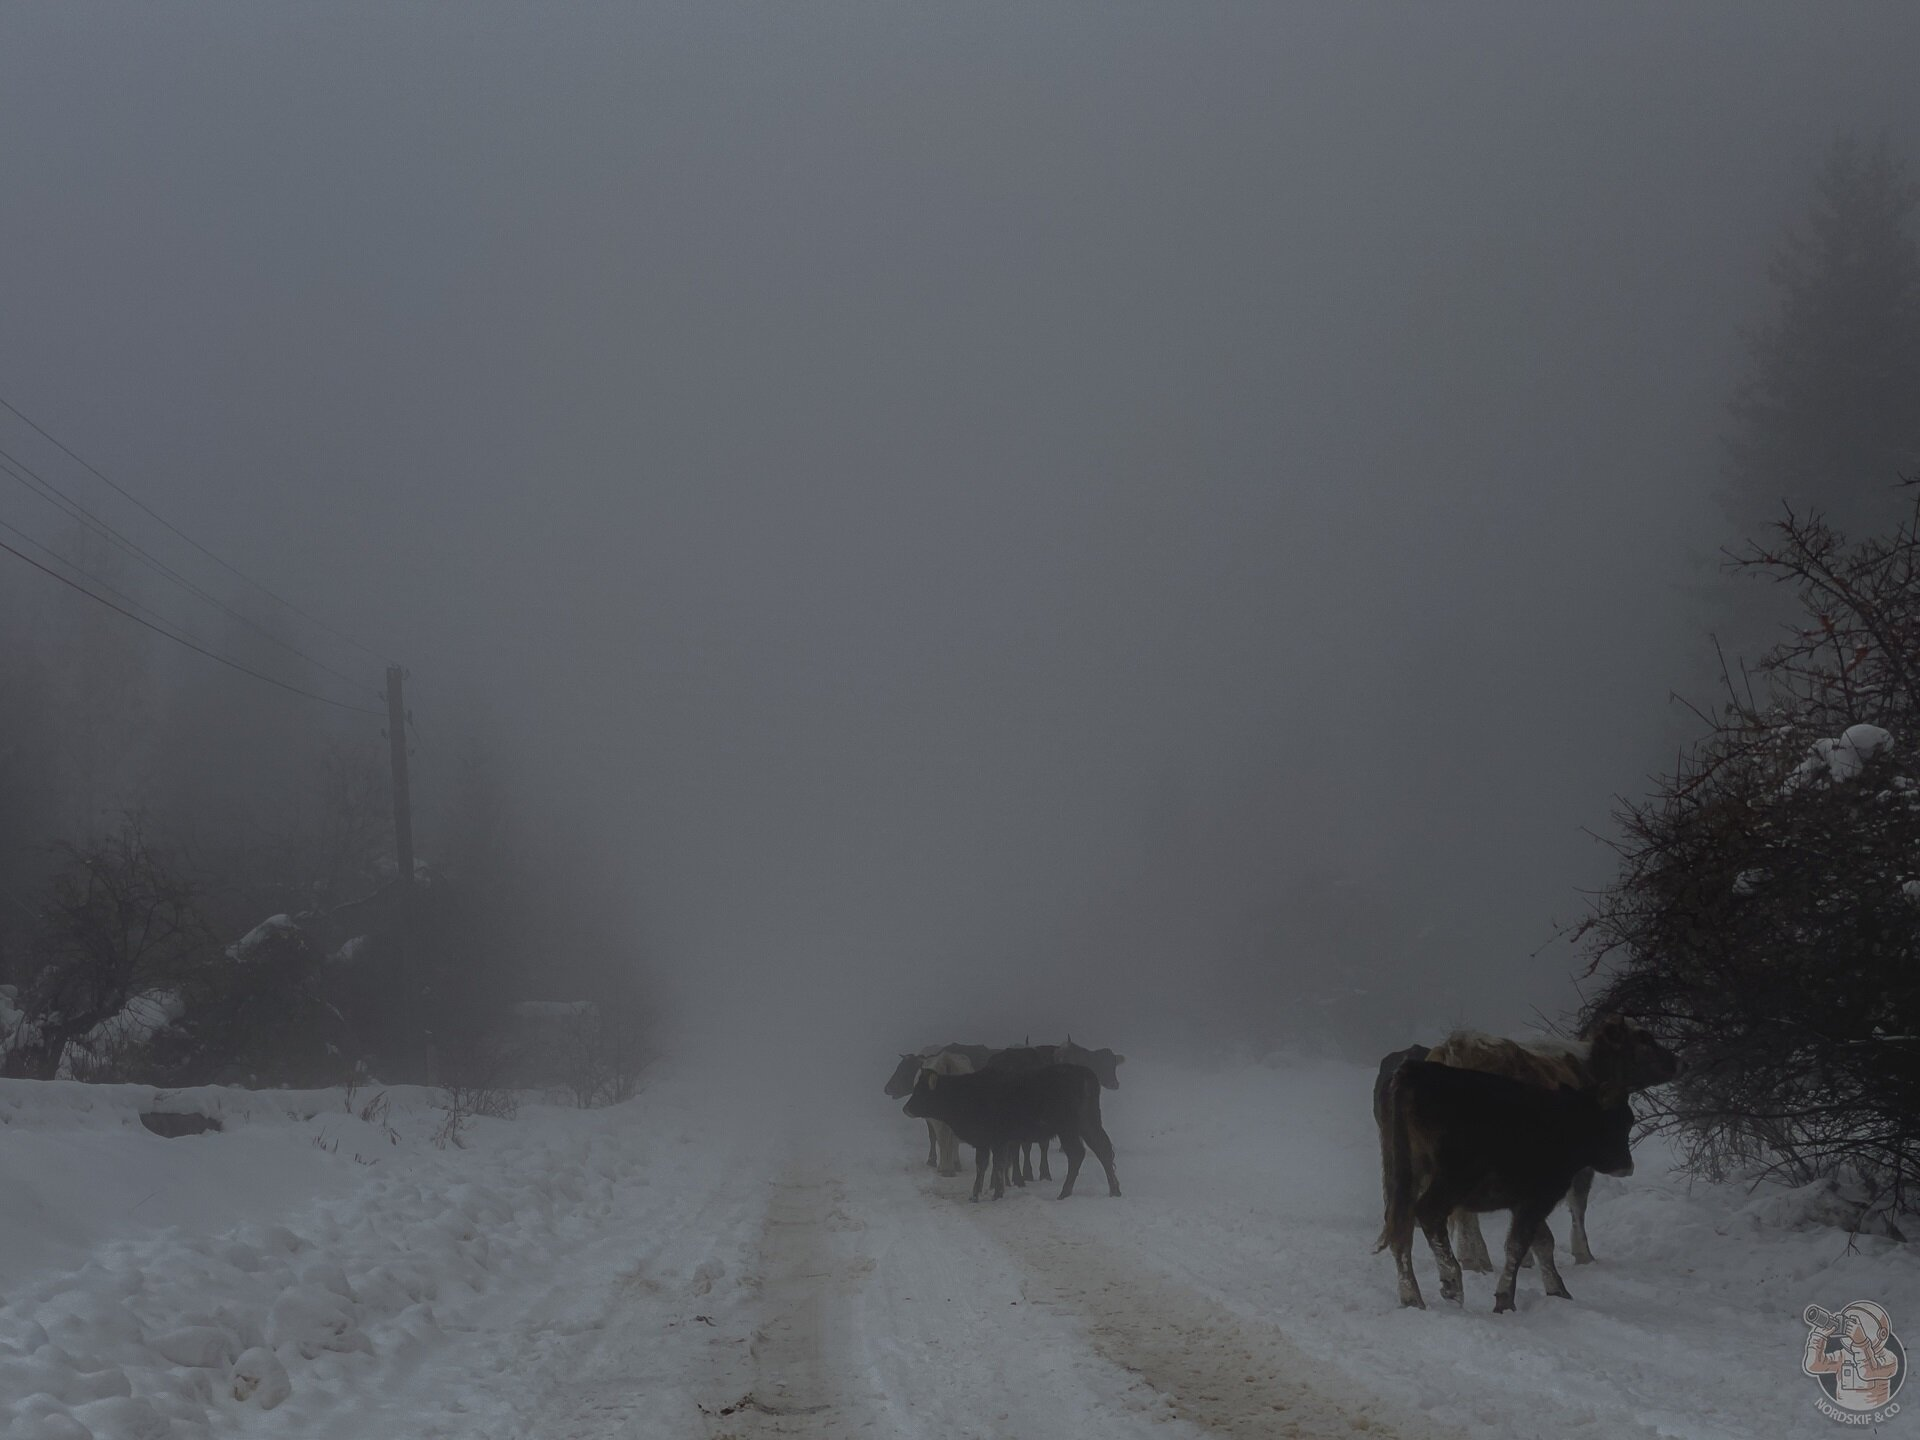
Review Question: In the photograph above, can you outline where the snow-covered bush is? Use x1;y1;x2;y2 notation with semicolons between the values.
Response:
4;821;218;1080
1578;494;1920;1219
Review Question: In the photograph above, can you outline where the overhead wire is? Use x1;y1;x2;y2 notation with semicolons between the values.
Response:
0;390;389;665
0;534;385;716
0;440;371;697
0;512;207;640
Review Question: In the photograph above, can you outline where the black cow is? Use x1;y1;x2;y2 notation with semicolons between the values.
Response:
1056;1039;1125;1090
903;1063;1122;1202
985;1046;1062;1181
886;1045;990;1171
1380;1060;1633;1313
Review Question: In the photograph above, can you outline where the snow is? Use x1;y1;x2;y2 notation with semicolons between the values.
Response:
223;916;298;964
3;1053;1916;1438
1792;723;1895;787
53;995;184;1081
324;938;366;966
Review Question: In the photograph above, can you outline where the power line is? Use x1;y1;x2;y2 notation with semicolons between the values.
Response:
0;441;369;696
0;391;389;665
0;513;206;640
0;534;384;716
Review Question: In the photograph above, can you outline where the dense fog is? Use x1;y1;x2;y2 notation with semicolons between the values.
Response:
3;3;1918;1075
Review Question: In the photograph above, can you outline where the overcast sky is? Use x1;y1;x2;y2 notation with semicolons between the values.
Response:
3;3;1918;1058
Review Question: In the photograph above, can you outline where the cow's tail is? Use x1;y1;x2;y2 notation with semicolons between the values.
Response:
1378;1061;1417;1256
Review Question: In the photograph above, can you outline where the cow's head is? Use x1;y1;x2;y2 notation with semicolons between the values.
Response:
1585;1014;1682;1092
1058;1039;1126;1089
884;1051;924;1098
902;1066;943;1119
1575;1081;1636;1177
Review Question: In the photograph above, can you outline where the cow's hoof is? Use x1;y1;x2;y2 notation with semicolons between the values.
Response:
1398;1290;1425;1310
1545;1281;1572;1300
1459;1257;1495;1275
1492;1294;1516;1314
1572;1252;1596;1266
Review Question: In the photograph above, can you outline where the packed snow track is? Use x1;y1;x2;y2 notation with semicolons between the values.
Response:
4;1056;1918;1438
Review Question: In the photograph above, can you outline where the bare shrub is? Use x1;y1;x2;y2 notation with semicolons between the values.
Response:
1578;489;1920;1215
561;996;649;1109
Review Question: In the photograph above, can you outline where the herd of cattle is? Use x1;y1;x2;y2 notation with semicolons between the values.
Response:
886;1016;1683;1315
883;1040;1125;1202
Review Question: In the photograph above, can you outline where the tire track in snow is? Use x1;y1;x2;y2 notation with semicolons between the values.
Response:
702;1166;882;1439
985;1212;1464;1439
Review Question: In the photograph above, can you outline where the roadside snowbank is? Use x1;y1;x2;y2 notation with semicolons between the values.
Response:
0;1077;665;1440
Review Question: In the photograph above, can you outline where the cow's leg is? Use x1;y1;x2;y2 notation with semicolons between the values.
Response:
1055;1130;1087;1199
1449;1209;1495;1273
1393;1231;1425;1310
1007;1143;1027;1187
1529;1219;1571;1300
1415;1184;1466;1305
1037;1137;1052;1182
1567;1168;1596;1264
1021;1143;1035;1183
991;1143;1010;1200
1494;1202;1551;1313
970;1144;990;1202
925;1119;939;1169
936;1121;960;1177
1080;1120;1121;1197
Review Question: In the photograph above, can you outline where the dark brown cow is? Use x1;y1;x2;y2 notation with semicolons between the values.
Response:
1372;1043;1430;1236
1422;1015;1678;1269
1380;1060;1633;1312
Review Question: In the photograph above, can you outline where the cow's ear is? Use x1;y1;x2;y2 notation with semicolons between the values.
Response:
926;1072;939;1090
1115;1054;1126;1065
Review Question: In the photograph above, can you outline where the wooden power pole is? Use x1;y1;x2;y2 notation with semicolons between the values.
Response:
386;665;415;887
386;665;426;1079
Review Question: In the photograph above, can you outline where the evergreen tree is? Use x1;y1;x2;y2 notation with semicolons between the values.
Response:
1723;134;1920;539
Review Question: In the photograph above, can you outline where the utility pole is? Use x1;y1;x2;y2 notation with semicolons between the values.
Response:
385;665;416;887
386;664;425;1079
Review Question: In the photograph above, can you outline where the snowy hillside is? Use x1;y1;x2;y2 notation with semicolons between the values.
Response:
2;1057;1916;1438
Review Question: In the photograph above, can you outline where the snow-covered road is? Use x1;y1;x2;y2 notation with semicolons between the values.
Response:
6;1055;1919;1438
